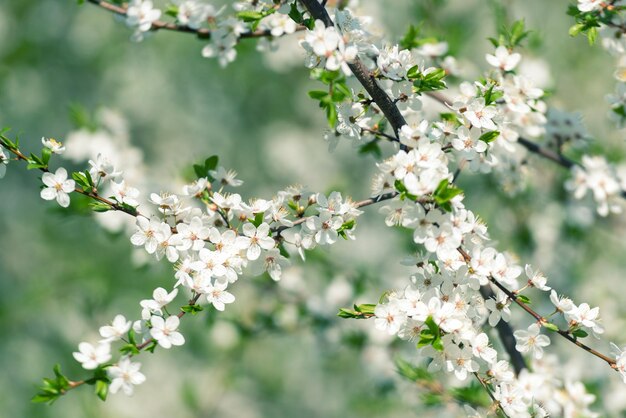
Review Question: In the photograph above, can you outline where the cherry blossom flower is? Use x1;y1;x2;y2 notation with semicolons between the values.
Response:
374;301;405;335
486;46;521;71
514;323;550;359
0;148;7;178
210;166;243;187
461;98;498;130
130;217;162;255
304;211;343;245
73;342;111;370
174;0;215;30
250;248;289;281
204;280;235;311
108;357;146;396
99;314;132;343
41;137;65;154
88;154;121;182
525;264;550;291
175;216;210;251
126;0;162;41
452;126;487;159
578;0;604;12
237;222;275;260
140;287;179;317
445;345;478;380
471;332;497;364
377;45;415;80
111;180;140;206
150;315;185;349
40;167;75;208
550;290;575;313
182;177;208;197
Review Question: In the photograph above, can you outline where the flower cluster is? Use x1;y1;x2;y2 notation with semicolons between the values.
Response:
125;0;162;42
0;148;7;179
566;155;626;216
300;19;357;75
18;1;626;414
58;150;364;396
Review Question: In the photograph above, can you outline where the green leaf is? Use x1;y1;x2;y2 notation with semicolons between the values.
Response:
308;90;329;100
478;131;500;143
354;303;376;315
569;23;585;37
41;147;51;165
95;380;108;401
181;304;204;315
338;308;360;318
516;294;531;304
399;25;420;50
395;358;433;382
497;19;531;48
89;203;112;213
588;26;598;45
509;19;530;47
165;5;179;18
543;322;559;332
338;303;376;319
118;202;138;215
337;219;356;239
119;343;140;355
394;179;407;193
433;179;463;211
194;155;219;180
358;140;382;158
412;68;447;93
144;340;158;353
326;104;337;128
450;383;491;407
572;328;588;338
334;82;352;100
205;155;219;172
406;65;421;80
439;113;459;123
417;316;443;351
236;10;265;22
33;364;71;404
127;329;137;346
72;172;90;190
288;3;303;23
249;211;264;227
421;392;444;406
68;103;98;132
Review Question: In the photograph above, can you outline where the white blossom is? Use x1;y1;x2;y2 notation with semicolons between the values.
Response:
41;137;65;154
108;357;146;396
150;315;185;349
99;314;132;343
40;167;75;208
514;323;550;359
73;342;111;370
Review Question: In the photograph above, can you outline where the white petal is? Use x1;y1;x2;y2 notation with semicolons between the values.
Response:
40;188;57;201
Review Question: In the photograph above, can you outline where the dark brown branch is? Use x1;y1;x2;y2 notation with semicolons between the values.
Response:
299;0;407;137
488;276;617;368
479;286;527;375
425;92;626;200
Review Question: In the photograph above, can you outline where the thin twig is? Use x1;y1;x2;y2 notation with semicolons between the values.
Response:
86;0;305;40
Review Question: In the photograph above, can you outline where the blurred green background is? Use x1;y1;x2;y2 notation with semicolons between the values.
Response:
2;0;626;417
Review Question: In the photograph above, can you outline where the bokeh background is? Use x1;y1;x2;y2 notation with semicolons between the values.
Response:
1;0;626;417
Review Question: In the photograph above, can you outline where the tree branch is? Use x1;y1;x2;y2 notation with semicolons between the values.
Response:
86;0;305;40
298;0;407;136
